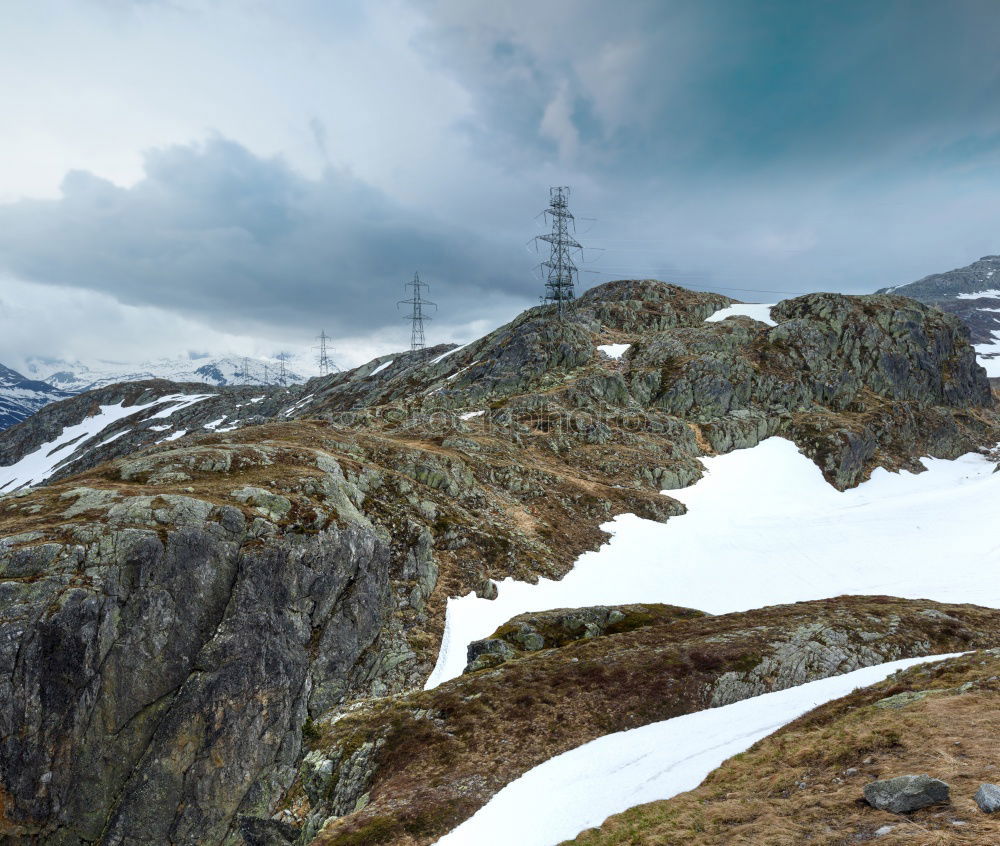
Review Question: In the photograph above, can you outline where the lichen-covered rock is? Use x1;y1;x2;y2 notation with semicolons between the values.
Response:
863;774;950;813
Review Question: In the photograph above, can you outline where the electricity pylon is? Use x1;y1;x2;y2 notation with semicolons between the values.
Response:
398;272;436;351
533;186;582;319
316;330;339;376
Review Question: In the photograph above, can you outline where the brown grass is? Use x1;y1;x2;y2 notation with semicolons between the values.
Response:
566;651;1000;845
304;600;1000;846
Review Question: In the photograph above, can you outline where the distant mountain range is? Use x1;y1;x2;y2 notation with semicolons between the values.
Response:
0;363;72;430
0;355;309;431
877;254;1000;375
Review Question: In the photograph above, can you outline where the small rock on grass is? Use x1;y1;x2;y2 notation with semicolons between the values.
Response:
863;774;949;813
975;783;1000;813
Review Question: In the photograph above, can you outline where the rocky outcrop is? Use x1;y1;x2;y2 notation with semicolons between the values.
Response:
465;603;707;672
0;471;407;844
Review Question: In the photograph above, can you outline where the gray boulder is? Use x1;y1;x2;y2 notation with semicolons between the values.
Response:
975;783;1000;813
863;774;950;813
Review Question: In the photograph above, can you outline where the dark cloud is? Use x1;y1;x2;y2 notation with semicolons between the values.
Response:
0;137;525;336
417;0;1000;178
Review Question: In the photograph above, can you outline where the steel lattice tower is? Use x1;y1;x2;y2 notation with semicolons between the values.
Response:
398;272;436;351
534;186;582;319
316;330;339;376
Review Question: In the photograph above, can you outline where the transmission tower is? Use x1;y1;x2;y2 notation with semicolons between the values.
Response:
277;354;288;387
533;186;582;319
316;330;339;376
398;272;436;351
263;363;270;385
241;357;251;385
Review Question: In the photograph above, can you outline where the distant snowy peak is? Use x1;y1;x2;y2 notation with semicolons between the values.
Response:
22;355;308;393
877;255;1000;376
0;363;72;431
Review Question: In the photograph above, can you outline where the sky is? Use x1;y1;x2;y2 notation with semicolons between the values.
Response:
1;0;999;373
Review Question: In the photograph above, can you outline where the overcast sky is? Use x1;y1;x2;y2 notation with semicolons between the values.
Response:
1;0;999;372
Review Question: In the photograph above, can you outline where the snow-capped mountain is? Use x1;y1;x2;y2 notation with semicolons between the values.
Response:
0;363;72;430
0;354;312;432
878;254;1000;375
22;354;309;393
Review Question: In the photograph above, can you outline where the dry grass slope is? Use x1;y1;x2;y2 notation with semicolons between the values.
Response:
567;650;1000;846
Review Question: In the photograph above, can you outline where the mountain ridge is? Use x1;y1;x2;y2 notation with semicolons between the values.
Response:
0;278;997;845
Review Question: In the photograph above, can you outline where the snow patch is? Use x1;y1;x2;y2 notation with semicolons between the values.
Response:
705;303;777;326
459;410;485;421
146;394;214;420
431;344;468;365
155;430;187;444
597;343;631;359
426;437;1000;688
435;654;961;846
956;289;1000;299
370;359;394;376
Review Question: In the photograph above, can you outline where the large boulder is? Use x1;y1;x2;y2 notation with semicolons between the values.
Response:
863;774;950;813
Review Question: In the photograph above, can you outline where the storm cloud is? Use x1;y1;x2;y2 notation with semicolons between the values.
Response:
1;0;1000;366
0;137;520;336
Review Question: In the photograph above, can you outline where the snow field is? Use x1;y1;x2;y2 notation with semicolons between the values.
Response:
427;437;1000;686
434;654;961;846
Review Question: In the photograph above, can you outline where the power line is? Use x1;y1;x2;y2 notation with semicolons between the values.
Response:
533;186;582;319
398;272;437;351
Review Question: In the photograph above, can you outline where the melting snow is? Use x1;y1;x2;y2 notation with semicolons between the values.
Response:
447;363;476;381
705;303;777;326
435;654;961;846
426;437;1000;687
370;359;394;376
282;394;315;417
597;343;631;359
431;344;468;365
146;393;214;419
459;410;485;421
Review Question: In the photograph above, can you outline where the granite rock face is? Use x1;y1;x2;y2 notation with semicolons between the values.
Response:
0;495;404;845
